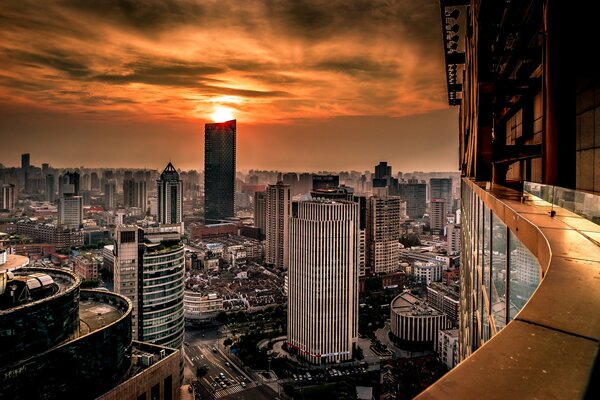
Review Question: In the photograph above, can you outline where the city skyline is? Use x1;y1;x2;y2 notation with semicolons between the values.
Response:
0;0;458;172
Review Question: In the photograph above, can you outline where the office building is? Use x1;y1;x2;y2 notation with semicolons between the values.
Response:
157;162;182;231
420;2;600;398
0;184;16;210
287;199;359;364
430;178;453;212
265;182;290;269
429;198;447;235
58;196;83;229
398;178;427;218
390;292;449;351
204;119;236;222
254;191;266;239
446;223;461;254
366;193;401;274
90;172;100;191
0;264;181;400
113;225;185;349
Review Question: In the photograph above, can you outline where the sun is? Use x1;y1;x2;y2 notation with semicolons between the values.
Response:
210;107;235;123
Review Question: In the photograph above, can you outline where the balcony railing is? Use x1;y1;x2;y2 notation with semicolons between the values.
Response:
417;179;600;399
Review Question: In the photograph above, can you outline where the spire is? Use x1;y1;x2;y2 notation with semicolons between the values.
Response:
160;162;179;180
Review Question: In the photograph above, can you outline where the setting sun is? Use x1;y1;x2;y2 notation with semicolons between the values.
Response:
210;107;235;123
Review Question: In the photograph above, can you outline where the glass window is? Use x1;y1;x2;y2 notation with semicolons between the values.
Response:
508;232;541;320
491;213;507;332
483;205;491;306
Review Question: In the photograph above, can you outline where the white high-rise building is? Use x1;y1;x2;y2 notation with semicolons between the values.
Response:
287;199;359;364
265;182;290;269
366;194;401;274
58;196;83;229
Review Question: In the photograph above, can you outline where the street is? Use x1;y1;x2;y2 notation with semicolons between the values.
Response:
184;326;278;400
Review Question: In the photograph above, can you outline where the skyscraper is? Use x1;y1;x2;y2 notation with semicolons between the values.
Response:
157;162;182;229
59;171;80;197
366;191;401;274
287;199;359;364
429;198;447;235
113;225;185;349
204;119;236;222
430;178;453;212
265;182;290;269
21;153;30;172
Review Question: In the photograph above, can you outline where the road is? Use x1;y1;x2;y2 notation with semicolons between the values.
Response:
184;326;278;399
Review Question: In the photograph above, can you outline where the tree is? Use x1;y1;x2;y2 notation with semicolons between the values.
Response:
223;338;233;347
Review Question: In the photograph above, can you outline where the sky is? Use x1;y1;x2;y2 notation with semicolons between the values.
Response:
0;0;458;173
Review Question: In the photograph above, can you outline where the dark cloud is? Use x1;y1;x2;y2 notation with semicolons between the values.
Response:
9;49;91;78
313;58;399;79
93;61;225;86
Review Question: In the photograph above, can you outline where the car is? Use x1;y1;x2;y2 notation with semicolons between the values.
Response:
220;382;227;388
219;372;225;377
241;382;247;388
184;342;190;346
225;361;231;367
212;346;218;352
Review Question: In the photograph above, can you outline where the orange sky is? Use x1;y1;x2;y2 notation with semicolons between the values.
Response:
0;0;458;172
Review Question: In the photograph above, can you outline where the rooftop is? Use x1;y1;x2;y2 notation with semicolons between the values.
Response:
0;253;29;272
391;292;445;317
79;297;125;335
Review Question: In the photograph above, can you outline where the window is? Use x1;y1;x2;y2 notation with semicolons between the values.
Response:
164;375;173;400
151;384;160;400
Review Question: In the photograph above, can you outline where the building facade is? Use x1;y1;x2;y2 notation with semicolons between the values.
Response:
254;191;266;239
265;182;290;269
287;200;359;364
204;119;236;222
446;223;461;254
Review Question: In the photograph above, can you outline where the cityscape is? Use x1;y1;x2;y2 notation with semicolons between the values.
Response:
1;1;599;400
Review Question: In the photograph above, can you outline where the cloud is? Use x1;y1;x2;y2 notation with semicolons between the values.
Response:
0;0;448;122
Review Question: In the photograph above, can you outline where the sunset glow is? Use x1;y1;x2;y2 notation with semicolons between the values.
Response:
210;107;235;123
0;0;458;171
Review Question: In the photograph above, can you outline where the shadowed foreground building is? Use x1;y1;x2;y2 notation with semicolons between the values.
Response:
419;1;600;398
0;259;180;400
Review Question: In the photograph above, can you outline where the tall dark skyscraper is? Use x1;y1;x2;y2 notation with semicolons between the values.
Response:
204;119;236;222
21;153;30;172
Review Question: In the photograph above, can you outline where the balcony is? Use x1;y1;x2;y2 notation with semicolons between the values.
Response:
417;179;600;399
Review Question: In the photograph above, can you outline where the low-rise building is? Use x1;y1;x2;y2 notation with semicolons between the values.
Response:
184;291;224;324
426;282;459;326
390;292;450;351
413;261;442;285
437;329;459;370
73;253;101;280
